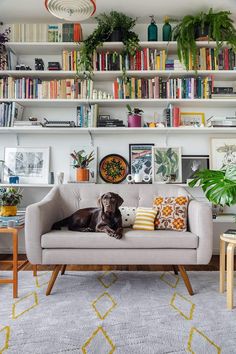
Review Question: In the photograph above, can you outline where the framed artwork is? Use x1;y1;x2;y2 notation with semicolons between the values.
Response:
210;138;236;169
180;112;205;127
152;147;182;183
4;147;50;184
182;155;209;183
129;143;154;181
69;146;97;183
99;154;128;184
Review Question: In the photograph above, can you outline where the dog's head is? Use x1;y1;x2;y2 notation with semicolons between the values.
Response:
98;192;124;214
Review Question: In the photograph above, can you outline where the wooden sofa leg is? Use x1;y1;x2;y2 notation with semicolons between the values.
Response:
61;265;67;275
178;265;194;296
172;265;178;275
32;265;37;277
46;265;61;296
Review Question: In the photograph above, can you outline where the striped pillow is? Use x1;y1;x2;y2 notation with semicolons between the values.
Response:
133;207;157;231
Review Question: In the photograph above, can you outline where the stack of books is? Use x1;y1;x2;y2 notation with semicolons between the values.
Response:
0;102;24;127
113;76;213;99
223;229;236;239
0;210;25;227
0;77;94;100
97;116;125;127
9;23;83;42
212;86;236;99
76;104;98;127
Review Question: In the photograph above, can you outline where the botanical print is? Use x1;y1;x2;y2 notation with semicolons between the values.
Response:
210;138;236;170
152;147;182;183
129;144;154;179
4;147;50;184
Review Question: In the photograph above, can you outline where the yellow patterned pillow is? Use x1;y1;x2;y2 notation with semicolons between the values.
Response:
153;196;189;231
133;207;157;231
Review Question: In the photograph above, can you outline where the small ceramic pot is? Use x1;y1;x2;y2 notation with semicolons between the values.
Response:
76;168;89;182
128;114;142;128
0;205;17;216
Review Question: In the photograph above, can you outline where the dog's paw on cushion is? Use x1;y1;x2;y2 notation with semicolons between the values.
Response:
119;206;137;227
153;196;189;231
133;207;157;231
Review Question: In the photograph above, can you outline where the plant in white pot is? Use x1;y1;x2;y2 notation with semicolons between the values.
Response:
126;105;143;128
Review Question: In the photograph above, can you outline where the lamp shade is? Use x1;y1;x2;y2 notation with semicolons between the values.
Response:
45;0;96;22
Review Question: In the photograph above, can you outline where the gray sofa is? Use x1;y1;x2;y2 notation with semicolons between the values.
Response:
25;184;213;295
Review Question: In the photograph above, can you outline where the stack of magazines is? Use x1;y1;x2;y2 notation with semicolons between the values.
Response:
0;210;25;227
223;229;236;239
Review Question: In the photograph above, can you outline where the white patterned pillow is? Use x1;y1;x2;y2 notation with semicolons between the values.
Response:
119;206;137;228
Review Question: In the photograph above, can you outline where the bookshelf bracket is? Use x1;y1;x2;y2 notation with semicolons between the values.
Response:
88;130;94;147
16;134;20;146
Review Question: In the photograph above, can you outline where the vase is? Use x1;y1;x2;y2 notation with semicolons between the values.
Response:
148;18;158;41
162;20;172;41
76;168;89;182
0;205;17;216
128;114;142;128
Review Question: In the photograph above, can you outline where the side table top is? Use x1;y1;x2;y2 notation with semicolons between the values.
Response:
0;225;24;232
221;233;236;244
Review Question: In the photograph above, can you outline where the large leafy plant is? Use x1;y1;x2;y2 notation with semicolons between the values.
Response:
172;8;236;70
189;165;236;207
70;150;94;169
0;25;11;70
155;148;179;179
78;11;140;73
0;187;23;206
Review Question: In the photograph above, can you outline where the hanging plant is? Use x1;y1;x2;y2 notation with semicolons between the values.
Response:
78;11;140;75
172;8;236;70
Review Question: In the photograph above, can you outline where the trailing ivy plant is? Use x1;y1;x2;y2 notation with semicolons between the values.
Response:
172;8;236;70
0;24;11;70
78;11;140;75
189;165;236;207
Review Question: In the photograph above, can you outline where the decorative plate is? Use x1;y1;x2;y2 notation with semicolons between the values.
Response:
99;154;129;183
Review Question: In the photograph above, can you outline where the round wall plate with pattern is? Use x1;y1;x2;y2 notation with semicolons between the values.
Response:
99;154;129;183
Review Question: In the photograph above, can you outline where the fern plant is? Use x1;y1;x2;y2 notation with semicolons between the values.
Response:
172;8;236;70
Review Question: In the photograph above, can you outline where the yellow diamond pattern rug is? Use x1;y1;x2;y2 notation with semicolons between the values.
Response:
0;271;235;353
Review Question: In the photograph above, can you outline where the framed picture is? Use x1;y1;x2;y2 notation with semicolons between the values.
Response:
129;144;154;182
182;155;209;183
152;147;182;183
180;112;205;127
4;147;50;184
210;138;236;169
69;146;97;183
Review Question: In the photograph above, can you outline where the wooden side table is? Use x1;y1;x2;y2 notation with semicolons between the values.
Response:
0;225;29;298
219;234;236;310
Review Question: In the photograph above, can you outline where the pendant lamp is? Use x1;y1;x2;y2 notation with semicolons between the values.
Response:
45;0;96;22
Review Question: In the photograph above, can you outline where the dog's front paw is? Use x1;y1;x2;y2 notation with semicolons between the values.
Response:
114;233;122;239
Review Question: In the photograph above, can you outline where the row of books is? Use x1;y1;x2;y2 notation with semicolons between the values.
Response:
9;23;83;42
76;104;98;127
188;48;236;71
0;210;25;227
0;77;94;99
0;102;24;127
113;76;213;99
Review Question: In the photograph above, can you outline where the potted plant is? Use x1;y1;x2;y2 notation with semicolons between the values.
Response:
189;165;236;210
172;8;236;70
78;11;140;73
0;187;23;216
126;105;143;127
0;24;11;70
70;150;95;182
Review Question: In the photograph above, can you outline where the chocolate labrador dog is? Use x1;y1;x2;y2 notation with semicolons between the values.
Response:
52;192;124;239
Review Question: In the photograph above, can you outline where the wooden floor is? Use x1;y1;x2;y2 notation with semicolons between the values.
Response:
1;254;235;271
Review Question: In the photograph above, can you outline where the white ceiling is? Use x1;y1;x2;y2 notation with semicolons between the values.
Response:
1;0;236;23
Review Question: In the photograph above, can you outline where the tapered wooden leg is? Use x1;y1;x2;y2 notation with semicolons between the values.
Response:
46;265;61;296
227;243;235;310
12;230;18;298
178;265;194;296
172;265;178;275
219;238;226;293
61;265;67;275
33;265;37;277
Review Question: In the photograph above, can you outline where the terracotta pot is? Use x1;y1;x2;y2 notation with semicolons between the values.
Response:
76;168;89;182
0;205;17;216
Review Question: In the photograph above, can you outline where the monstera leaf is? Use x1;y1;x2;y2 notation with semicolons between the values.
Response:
189;165;236;206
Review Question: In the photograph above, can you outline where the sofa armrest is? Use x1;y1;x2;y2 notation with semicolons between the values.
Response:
25;186;61;264
188;200;213;264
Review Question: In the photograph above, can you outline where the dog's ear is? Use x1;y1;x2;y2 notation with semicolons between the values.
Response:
98;194;104;210
116;194;124;208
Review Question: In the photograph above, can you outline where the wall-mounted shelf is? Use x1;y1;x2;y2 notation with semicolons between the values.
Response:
0;127;235;134
1;98;236;108
5;41;232;55
0;183;54;188
1;70;236;81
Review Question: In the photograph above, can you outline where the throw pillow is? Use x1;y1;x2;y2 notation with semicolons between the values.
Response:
133;207;157;231
119;206;137;228
153;196;189;231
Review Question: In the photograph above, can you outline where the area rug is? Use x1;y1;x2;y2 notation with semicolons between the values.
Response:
0;271;235;353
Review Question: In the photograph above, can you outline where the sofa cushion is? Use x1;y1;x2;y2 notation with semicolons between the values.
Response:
119;206;137;227
41;229;198;249
133;208;157;230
